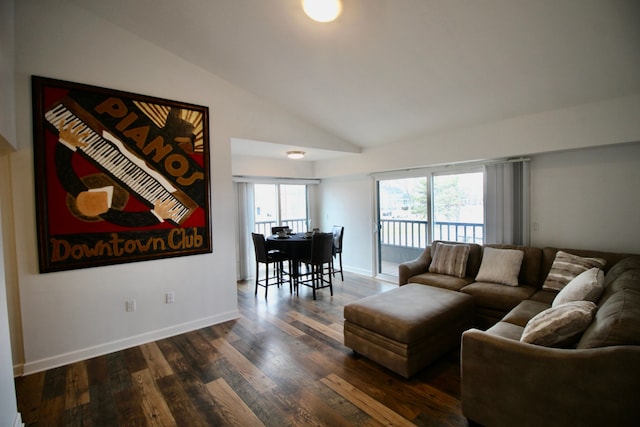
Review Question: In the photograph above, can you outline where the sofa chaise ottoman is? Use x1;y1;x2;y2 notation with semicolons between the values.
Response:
344;283;474;378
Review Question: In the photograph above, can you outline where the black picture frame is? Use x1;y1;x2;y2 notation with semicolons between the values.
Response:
32;76;212;273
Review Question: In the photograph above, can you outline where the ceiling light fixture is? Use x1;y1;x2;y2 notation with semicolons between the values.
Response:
287;151;306;159
302;0;342;23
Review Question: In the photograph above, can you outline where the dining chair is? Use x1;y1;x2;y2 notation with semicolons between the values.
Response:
331;225;344;281
296;232;333;300
251;233;291;297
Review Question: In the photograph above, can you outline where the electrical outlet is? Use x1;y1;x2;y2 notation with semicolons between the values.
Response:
126;299;136;312
166;292;175;304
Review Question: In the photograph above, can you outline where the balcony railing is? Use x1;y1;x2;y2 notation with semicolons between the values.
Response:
380;219;484;247
255;219;308;236
255;218;483;244
380;219;429;248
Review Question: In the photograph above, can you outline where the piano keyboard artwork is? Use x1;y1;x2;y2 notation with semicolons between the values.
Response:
45;100;197;225
133;101;204;152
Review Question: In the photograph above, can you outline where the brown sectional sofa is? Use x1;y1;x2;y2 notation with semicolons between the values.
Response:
397;240;640;426
399;241;632;328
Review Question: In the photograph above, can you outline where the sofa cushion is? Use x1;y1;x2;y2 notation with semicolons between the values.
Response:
542;251;606;291
475;247;523;286
552;267;604;307
485;244;542;287
577;288;640;349
460;282;537;313
603;256;640;287
429;242;470;278
474;307;511;330
528;289;557;305
521;301;597;347
601;270;640;302
404;272;475;291
485;321;524;341
501;300;550;327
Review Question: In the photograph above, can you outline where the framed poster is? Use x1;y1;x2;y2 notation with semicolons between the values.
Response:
31;76;212;273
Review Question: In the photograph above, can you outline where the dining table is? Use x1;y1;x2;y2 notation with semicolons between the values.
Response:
266;233;313;283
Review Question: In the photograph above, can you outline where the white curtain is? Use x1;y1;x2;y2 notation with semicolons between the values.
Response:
484;160;530;245
236;182;255;280
306;184;318;231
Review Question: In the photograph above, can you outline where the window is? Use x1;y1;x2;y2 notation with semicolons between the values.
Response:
376;170;484;275
236;179;317;281
432;172;484;243
254;184;308;235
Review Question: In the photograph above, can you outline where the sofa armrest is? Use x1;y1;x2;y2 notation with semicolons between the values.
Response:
461;329;640;427
398;247;432;285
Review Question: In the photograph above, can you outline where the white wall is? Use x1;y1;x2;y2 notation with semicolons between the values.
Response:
11;0;235;373
232;155;316;179
316;142;640;277
318;175;375;276
310;87;640;276
9;0;342;374
530;142;640;253
314;94;640;178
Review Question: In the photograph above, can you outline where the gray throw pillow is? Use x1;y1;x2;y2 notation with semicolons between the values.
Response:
428;243;470;278
543;251;606;291
521;301;597;347
475;247;524;286
553;267;605;307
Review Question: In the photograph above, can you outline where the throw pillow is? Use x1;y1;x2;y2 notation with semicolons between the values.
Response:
520;300;597;347
475;247;524;286
428;243;470;278
552;267;605;307
542;251;606;291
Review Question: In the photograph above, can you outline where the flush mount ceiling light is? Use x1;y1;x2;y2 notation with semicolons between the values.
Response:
302;0;342;23
287;151;306;159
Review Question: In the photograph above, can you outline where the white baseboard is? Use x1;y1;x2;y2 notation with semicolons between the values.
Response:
344;265;373;277
21;310;240;375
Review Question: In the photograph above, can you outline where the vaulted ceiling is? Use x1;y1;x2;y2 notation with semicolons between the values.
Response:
73;0;640;160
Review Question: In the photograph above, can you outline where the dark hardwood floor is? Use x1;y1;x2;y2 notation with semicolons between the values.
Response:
15;272;469;426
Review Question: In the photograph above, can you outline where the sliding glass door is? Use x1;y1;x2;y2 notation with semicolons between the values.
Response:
377;177;429;275
376;170;484;276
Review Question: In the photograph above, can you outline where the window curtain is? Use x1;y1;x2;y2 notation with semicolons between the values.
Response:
484;160;530;245
236;182;255;281
306;184;318;231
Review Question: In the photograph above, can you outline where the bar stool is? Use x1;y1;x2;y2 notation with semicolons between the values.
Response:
296;233;334;300
331;225;344;281
251;233;291;297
